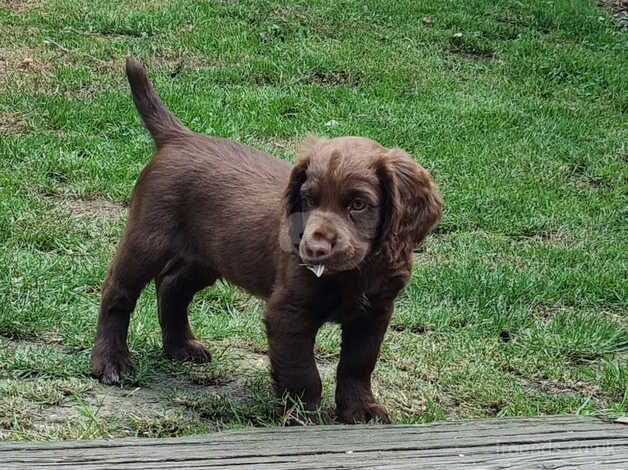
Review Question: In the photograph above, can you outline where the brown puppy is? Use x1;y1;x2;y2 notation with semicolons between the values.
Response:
91;58;442;424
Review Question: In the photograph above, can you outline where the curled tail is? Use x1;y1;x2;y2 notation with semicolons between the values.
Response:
125;57;188;148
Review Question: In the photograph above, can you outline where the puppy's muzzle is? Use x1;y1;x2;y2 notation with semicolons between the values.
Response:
299;212;339;262
302;235;334;262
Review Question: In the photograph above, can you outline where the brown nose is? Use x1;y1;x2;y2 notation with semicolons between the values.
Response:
304;235;333;261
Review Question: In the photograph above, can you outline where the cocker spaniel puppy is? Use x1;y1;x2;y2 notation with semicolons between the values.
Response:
91;58;442;423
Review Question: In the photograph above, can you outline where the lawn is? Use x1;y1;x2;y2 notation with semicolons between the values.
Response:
0;0;626;440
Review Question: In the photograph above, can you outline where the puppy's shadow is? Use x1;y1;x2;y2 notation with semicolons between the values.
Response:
111;345;334;428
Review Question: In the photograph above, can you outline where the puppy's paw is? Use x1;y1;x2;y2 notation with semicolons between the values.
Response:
90;349;135;385
165;339;212;364
336;401;390;424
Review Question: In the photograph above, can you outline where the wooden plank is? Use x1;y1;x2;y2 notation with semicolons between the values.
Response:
1;416;626;469
0;415;613;451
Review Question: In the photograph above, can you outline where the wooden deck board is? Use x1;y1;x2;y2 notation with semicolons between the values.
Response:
1;415;626;469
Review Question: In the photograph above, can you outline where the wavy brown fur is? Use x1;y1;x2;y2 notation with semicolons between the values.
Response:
91;58;442;424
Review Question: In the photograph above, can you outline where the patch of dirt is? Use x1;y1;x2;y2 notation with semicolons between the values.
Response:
413;248;443;265
431;224;465;236
74;377;204;423
0;43;221;99
441;397;464;419
47;39;222;73
561;162;613;190
0;47;45;76
268;137;299;152
47;196;127;220
448;34;495;60
303;70;363;87
0;112;29;135
147;51;223;74
450;49;495;61
0;0;43;13
506;362;601;396
0;46;55;95
387;392;432;420
509;229;571;248
0;336;280;436
71;348;284;426
253;136;301;158
390;323;427;334
521;376;601;396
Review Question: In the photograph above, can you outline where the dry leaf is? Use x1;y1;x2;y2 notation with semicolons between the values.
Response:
19;57;36;69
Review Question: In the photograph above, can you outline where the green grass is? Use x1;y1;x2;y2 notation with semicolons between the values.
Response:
0;0;626;440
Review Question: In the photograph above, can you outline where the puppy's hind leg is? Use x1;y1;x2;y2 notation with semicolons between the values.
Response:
156;259;216;363
91;229;168;384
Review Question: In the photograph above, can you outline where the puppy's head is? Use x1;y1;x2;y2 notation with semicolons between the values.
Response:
283;136;442;275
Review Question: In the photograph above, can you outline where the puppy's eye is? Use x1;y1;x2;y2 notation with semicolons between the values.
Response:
349;199;367;212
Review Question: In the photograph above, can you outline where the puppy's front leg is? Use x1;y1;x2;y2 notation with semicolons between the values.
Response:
264;296;323;413
335;303;393;424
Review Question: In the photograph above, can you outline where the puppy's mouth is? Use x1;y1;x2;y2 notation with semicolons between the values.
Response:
300;257;361;277
301;264;326;278
299;245;365;278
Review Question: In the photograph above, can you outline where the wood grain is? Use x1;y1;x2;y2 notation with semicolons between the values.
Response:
1;415;626;469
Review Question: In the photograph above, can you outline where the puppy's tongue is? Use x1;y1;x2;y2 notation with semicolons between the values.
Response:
305;264;325;278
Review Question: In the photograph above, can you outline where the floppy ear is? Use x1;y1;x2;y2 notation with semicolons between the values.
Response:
374;159;398;250
379;148;442;250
